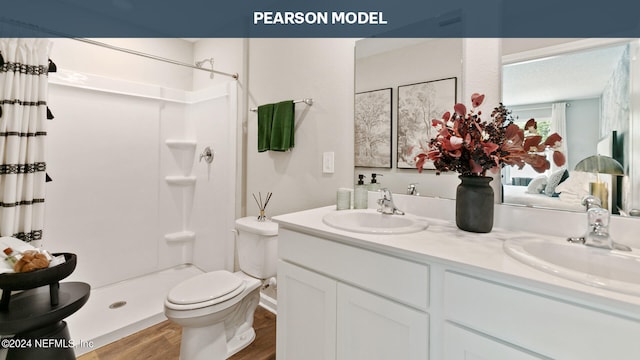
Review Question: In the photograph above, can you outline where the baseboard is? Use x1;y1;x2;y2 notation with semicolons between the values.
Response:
259;292;277;315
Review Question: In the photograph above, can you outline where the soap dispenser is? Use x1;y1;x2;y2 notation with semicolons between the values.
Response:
354;174;368;209
368;173;382;191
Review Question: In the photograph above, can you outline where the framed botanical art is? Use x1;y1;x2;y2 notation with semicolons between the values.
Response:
354;88;392;168
397;77;457;169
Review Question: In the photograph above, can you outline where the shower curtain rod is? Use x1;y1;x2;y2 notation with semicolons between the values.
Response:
73;38;239;80
0;17;239;80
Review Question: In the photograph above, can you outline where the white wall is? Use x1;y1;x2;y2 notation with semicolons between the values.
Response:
192;38;245;90
241;38;501;215
50;38;194;90
566;98;601;169
355;38;463;198
629;39;640;211
46;84;163;287
186;85;238;273
462;38;502;200
246;38;356;217
192;39;247;217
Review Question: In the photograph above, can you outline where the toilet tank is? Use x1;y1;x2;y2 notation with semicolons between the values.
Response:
235;217;278;279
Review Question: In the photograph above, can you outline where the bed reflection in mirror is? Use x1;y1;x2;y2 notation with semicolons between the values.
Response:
501;39;638;216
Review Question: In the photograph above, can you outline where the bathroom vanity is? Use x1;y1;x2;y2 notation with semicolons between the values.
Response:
273;201;640;360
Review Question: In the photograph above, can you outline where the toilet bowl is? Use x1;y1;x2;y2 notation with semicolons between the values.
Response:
164;217;278;360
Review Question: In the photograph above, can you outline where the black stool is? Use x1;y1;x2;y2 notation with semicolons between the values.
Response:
0;253;90;360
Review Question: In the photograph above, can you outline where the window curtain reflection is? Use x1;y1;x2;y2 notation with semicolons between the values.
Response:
0;39;51;245
550;102;567;171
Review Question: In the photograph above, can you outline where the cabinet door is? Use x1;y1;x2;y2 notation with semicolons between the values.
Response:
277;260;337;360
444;323;546;360
337;283;429;360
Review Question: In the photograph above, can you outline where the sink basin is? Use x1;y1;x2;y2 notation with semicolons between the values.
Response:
322;209;429;234
504;237;640;296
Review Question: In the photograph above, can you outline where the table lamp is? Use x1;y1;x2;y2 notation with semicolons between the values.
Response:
574;155;624;210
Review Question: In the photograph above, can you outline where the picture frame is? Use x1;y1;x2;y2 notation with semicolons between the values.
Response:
354;88;392;168
396;77;457;169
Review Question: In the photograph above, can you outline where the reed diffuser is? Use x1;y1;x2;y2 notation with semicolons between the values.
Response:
253;192;273;221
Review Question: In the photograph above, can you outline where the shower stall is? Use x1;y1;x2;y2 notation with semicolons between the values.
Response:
36;39;240;352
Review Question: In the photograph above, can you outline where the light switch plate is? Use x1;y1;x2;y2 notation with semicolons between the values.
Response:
323;152;335;173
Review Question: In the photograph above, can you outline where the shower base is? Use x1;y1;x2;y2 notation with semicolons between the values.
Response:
65;264;203;356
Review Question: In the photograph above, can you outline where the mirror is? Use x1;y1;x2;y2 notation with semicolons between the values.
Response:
354;38;463;198
354;37;640;218
501;38;639;217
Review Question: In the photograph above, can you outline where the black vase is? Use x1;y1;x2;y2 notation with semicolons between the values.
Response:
456;175;494;233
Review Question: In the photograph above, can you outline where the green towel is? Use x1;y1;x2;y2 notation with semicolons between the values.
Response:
257;103;274;152
270;100;295;151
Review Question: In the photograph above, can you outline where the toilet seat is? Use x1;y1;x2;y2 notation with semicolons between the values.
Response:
167;271;245;309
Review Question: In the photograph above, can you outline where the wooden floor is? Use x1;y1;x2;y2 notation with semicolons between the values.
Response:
78;306;276;360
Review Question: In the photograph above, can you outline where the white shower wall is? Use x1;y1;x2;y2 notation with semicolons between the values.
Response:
184;86;237;272
44;72;237;288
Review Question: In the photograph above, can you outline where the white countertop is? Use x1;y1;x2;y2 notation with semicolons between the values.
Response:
273;205;640;317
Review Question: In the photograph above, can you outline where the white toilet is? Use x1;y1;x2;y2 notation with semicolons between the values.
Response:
164;217;278;360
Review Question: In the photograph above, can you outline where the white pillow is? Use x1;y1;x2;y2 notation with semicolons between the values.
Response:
526;175;547;194
544;169;568;196
555;171;595;197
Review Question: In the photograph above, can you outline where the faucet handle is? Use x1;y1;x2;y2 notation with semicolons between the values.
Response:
582;195;602;210
199;146;214;164
588;207;610;231
407;183;419;196
379;188;392;200
576;196;632;251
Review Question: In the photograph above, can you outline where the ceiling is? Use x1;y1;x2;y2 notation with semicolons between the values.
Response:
355;38;433;59
502;44;628;106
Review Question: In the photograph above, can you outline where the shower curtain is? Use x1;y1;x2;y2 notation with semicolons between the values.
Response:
550;102;567;172
0;38;51;243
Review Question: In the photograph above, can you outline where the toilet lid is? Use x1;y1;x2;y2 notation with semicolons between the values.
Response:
167;271;244;305
235;216;278;236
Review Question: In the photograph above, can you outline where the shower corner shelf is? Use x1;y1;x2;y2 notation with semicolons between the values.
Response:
164;231;196;243
165;175;196;186
165;139;197;150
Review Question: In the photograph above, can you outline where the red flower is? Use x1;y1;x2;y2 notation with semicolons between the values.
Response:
471;93;485;108
482;142;499;156
524;118;537;132
523;135;543;152
553;151;566;167
544;133;563;149
412;93;565;177
526;154;551;173
415;153;429;173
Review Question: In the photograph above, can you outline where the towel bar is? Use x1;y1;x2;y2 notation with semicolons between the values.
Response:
250;98;313;112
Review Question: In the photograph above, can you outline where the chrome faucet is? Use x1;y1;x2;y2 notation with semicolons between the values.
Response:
377;188;405;215
567;195;631;251
407;183;419;196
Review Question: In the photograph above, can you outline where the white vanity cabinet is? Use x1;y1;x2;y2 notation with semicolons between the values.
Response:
275;207;640;360
443;322;544;360
276;229;430;360
443;271;640;360
277;260;337;360
336;282;428;360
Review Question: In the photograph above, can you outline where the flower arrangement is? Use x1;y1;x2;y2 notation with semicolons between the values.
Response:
413;93;565;176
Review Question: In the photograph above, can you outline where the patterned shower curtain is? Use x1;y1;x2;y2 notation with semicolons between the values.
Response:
0;38;51;244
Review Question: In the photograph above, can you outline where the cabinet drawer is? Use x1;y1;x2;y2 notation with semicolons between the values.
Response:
279;229;429;311
444;271;640;360
444;322;545;359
